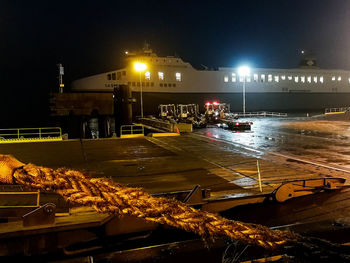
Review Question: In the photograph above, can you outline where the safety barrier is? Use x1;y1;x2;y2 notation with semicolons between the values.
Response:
139;118;192;132
230;111;288;117
120;125;144;138
325;107;350;114
0;127;62;143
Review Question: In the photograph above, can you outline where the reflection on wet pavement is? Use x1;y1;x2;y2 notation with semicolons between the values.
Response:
195;117;350;170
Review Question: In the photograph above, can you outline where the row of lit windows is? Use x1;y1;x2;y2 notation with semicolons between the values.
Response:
127;82;177;88
224;73;350;84
107;71;182;81
107;71;126;81
144;71;181;81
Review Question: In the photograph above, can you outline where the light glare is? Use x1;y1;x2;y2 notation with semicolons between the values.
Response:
134;62;147;72
238;66;250;77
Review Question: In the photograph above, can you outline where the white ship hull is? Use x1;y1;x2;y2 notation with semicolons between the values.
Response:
71;47;350;113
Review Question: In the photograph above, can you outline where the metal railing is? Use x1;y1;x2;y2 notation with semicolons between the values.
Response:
230;111;288;117
0;127;62;141
0;191;40;208
325;107;350;114
120;125;144;138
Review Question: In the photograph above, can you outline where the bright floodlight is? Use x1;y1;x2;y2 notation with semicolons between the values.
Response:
238;66;250;76
134;62;147;72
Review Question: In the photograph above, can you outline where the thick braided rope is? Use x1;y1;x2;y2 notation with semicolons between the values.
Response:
0;155;295;249
11;163;294;249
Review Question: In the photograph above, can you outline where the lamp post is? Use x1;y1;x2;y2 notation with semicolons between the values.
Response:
238;66;250;115
134;62;147;118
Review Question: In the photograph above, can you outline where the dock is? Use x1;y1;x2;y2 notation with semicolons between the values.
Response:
0;135;331;195
1;132;350;261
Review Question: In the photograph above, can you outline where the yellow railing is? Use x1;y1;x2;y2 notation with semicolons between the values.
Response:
0;191;40;208
0;127;62;143
120;125;144;138
325;107;350;114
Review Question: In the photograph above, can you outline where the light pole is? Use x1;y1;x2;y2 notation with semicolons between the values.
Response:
134;62;147;118
238;66;250;115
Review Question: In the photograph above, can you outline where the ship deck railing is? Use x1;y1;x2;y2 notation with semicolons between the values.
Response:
0;127;62;143
325;107;350;114
230;111;288;117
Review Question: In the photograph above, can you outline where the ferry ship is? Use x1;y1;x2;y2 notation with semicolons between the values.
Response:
72;46;350;115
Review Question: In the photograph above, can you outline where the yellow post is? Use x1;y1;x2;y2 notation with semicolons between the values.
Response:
36;190;40;206
257;159;262;193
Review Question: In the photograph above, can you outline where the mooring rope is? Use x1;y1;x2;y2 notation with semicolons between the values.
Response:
0;154;292;249
3;154;350;262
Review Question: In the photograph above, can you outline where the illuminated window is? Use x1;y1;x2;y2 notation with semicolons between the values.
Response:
288;76;292;80
294;76;299;83
313;76;317;83
261;74;266;82
158;72;164;80
320;76;324;83
301;76;305;83
268;74;272;82
281;75;286;80
332;76;336;81
175;72;182;81
253;74;258;82
145;71;151;80
117;72;121;80
224;76;229;82
246;76;251;82
232;73;236;82
274;76;279;82
338;76;342;81
239;76;244;82
307;76;311;83
348;78;350;84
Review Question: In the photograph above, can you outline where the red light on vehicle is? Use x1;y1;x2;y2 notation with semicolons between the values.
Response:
213;101;218;105
235;122;239;126
205;102;211;106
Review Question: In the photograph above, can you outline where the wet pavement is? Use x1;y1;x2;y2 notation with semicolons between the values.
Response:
1;116;350;197
195;116;350;172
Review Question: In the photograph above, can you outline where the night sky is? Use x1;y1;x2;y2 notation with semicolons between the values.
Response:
1;0;350;126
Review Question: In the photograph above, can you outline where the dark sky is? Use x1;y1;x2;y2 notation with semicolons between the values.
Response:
1;0;350;125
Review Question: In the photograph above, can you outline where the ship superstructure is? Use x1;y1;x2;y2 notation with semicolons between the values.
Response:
72;46;350;113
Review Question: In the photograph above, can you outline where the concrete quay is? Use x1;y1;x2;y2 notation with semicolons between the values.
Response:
0;134;334;197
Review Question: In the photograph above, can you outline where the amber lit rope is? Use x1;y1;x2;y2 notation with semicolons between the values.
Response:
0;155;294;249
